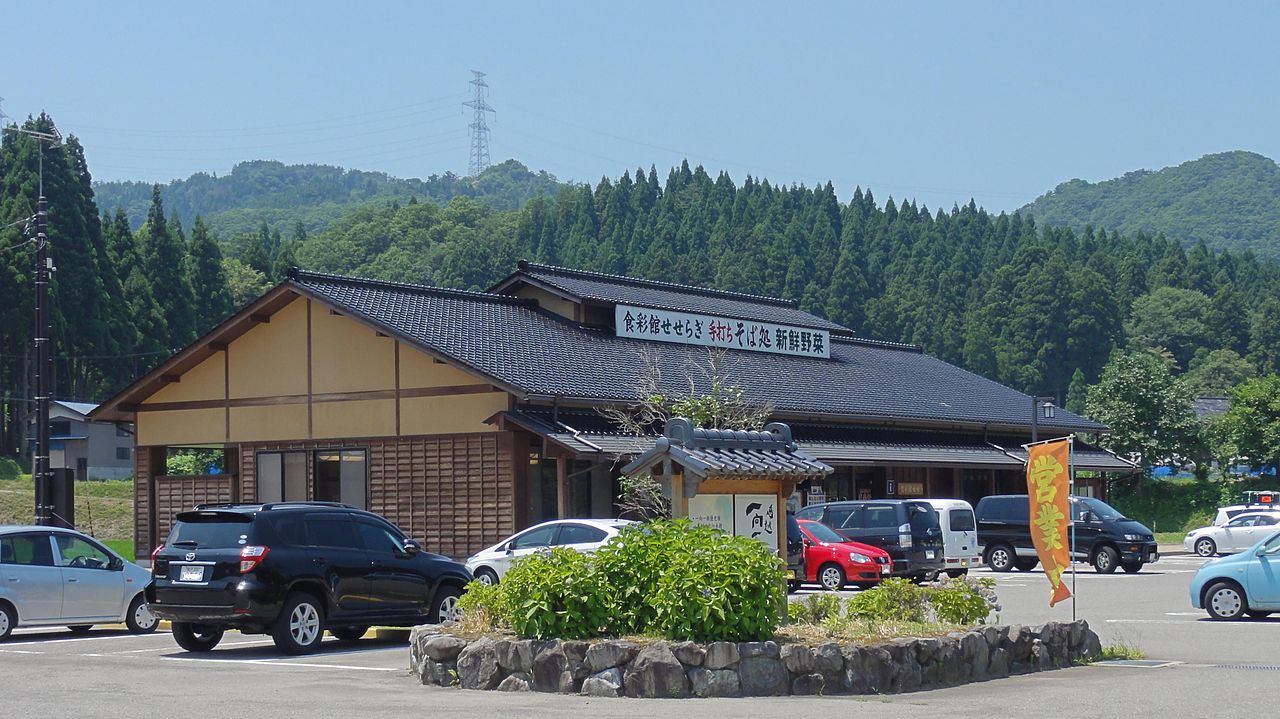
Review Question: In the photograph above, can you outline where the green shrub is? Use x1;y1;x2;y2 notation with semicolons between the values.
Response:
591;522;674;635
929;577;996;625
500;547;608;640
0;458;22;479
847;578;927;623
457;579;510;630
790;591;844;625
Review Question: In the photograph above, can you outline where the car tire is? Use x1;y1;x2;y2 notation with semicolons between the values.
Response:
273;592;326;655
0;603;15;642
1194;537;1217;557
946;569;969;579
1014;558;1039;571
329;625;368;642
1204;582;1246;620
985;545;1015;572
1246;610;1272;619
818;563;846;591
474;568;499;586
1093;546;1119;574
430;585;463;624
1121;561;1143;574
125;594;159;634
68;625;93;634
172;622;224;652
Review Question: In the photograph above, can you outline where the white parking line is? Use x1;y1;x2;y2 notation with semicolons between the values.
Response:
161;656;402;672
0;634;152;647
98;639;278;655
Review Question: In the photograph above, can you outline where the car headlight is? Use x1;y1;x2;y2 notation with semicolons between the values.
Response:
849;552;871;564
1123;534;1143;541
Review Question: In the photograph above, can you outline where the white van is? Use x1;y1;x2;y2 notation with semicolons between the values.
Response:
922;499;982;577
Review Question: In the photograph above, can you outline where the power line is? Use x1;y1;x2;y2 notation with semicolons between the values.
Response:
464;71;495;176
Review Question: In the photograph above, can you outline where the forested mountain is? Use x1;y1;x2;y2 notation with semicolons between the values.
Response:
1020;151;1280;258
92;158;566;241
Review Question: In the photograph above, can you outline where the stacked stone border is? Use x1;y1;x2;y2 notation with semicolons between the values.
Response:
409;620;1102;698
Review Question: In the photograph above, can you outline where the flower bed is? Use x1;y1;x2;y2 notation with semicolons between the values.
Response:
409;620;1102;698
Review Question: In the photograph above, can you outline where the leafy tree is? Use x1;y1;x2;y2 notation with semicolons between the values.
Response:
220;257;270;307
1248;298;1280;375
1085;349;1203;469
1124;287;1215;370
141;185;196;344
1066;368;1089;414
1211;375;1280;474
186;216;233;333
1181;349;1256;397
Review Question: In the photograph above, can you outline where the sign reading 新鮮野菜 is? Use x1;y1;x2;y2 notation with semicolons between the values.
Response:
614;305;831;358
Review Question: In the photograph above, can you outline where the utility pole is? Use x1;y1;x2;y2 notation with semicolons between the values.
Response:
5;123;62;525
463;71;495;176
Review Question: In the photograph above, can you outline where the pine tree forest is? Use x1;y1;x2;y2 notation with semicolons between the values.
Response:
4;116;1280;462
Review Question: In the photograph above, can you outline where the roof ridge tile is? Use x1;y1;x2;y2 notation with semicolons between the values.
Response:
518;260;800;308
289;267;532;307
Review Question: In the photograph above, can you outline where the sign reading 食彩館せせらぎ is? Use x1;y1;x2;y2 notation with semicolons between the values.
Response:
614;305;830;359
1026;439;1072;607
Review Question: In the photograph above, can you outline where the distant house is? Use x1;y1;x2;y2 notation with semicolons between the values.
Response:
1193;397;1231;421
30;401;135;480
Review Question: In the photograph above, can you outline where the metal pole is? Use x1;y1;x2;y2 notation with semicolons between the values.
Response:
1069;436;1077;622
33;149;50;525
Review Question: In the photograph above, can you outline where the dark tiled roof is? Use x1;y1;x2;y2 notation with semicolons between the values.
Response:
289;270;1106;433
499;261;853;335
1193;397;1231;419
622;418;832;480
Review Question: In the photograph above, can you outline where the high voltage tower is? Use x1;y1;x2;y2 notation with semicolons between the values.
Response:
0;97;10;125
463;71;495;176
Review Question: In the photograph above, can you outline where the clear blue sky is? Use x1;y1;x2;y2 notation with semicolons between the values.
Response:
3;1;1278;212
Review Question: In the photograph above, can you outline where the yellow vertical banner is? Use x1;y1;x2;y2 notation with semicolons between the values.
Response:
1026;439;1072;607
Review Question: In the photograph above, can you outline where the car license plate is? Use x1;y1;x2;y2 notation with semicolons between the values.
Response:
178;565;204;582
925;550;936;559
785;570;796;579
1148;550;1159;563
960;559;968;567
880;565;891;574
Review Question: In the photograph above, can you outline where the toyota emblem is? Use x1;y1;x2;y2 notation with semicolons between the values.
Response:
185;552;196;561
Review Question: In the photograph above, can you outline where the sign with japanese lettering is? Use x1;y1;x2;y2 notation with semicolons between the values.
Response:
688;494;733;532
615;305;831;359
1026;439;1072;607
733;494;778;551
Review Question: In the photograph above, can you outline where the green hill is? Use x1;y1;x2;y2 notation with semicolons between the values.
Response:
92;158;567;241
1019;151;1280;258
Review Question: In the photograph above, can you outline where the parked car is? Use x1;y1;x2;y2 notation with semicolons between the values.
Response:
1213;504;1280;526
795;500;945;581
796;519;892;591
0;525;157;642
1185;512;1280;557
976;494;1158;574
920;498;982;578
786;510;805;592
1190;528;1280;620
148;502;471;655
465;518;633;585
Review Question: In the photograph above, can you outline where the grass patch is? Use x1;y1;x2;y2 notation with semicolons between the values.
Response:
102;539;136;559
1155;531;1189;545
0;476;134;546
1098;643;1146;660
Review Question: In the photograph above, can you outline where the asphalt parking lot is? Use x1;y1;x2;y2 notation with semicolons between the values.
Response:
3;552;1277;718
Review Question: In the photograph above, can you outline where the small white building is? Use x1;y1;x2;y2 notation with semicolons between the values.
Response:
31;401;134;480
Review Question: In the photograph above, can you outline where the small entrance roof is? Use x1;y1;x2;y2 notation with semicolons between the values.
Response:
621;418;833;483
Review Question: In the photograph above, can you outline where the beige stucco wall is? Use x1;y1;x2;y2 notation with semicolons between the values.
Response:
312;399;397;439
400;392;507;436
311;309;396;393
229;405;309;442
512;285;579;321
147;352;225;403
137;408;225;446
229;299;308;398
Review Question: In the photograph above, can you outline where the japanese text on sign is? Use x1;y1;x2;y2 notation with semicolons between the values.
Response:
615;305;831;358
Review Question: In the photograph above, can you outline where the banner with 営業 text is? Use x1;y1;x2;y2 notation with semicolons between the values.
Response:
1026;439;1072;607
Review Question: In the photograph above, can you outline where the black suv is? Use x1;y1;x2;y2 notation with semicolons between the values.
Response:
975;494;1158;574
147;502;472;654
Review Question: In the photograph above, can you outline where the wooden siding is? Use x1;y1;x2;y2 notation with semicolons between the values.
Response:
153;475;235;544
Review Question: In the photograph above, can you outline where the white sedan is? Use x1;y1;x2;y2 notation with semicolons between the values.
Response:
0;525;158;641
1185;512;1280;557
465;518;633;585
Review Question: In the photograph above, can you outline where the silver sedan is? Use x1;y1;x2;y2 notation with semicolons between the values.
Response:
0;525;157;641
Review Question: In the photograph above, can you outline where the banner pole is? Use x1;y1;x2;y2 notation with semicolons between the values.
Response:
1069;436;1077;623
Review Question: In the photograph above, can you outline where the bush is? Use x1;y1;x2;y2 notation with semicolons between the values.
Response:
789;591;844;625
801;577;996;630
1108;474;1280;533
929;577;997;625
500;547;608;640
846;578;927;623
456;579;510;632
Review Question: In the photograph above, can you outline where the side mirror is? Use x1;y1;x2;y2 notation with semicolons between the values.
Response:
504;542;515;555
110;556;125;571
402;539;422;556
1080;511;1095;523
802;538;813;547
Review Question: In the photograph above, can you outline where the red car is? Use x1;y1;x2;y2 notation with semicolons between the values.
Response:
797;519;893;591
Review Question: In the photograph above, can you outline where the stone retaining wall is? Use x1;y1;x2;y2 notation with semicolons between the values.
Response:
409;621;1101;698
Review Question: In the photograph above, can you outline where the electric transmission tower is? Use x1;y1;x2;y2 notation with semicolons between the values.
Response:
463;71;495;176
0;97;10;125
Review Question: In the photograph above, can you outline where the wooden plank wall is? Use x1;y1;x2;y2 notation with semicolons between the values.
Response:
152;474;235;544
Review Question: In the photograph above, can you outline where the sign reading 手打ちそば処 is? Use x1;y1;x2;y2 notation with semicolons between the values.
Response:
614;305;830;358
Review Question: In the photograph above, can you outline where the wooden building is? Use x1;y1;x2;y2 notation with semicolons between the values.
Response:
91;262;1133;560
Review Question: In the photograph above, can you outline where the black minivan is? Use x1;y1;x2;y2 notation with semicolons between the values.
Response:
796;500;945;581
975;494;1158;574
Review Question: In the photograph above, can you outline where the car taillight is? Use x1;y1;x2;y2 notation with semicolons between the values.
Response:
899;523;913;548
240;545;269;573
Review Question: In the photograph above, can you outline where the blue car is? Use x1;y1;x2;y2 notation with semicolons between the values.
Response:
1189;529;1280;620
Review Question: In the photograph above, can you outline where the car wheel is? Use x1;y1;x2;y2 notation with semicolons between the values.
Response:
125;594;158;634
1093;546;1119;574
1205;582;1246;620
474;568;499;586
172;622;224;652
818;563;846;591
430;585;462;624
1014;557;1039;572
273;592;325;655
0;603;15;642
1121;561;1142;574
329;625;368;642
1246;610;1272;619
946;569;969;579
1194;537;1217;557
67;625;93;634
985;545;1015;572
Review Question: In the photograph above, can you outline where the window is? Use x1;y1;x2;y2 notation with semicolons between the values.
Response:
269;515;308;546
314;450;366;509
796;505;823;521
356;521;404;555
116;447;132;461
305;515;360;549
257;452;307;504
949;509;976;532
1228;516;1259;528
169;515;253;548
50;420;71;436
0;534;55;566
55;534;113;570
557;524;607;545
863;505;899;529
511;525;558;550
1257;516;1280;526
116;424;132;438
824;506;857;528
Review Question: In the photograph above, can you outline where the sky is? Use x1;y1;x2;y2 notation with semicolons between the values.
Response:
3;1;1278;212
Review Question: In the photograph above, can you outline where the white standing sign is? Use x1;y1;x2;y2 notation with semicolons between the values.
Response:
733;494;779;551
615;305;830;358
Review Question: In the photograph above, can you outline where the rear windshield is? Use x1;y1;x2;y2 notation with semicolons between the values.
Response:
168;512;254;548
949;509;975;532
906;502;940;533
